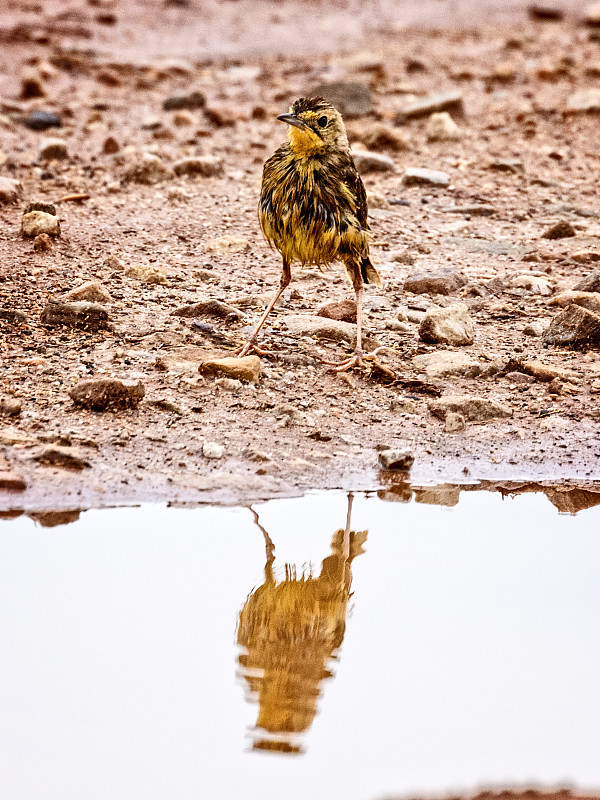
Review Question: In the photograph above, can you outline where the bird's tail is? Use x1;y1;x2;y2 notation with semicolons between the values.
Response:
360;256;383;287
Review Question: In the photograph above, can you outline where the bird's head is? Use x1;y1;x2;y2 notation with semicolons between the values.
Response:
278;97;349;157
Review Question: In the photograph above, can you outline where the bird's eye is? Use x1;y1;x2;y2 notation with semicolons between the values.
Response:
317;116;328;128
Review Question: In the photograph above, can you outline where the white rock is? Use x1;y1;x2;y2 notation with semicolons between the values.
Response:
511;274;553;295
426;112;461;141
412;350;481;378
419;303;474;346
584;2;600;26
565;88;600;114
21;210;60;237
203;441;225;459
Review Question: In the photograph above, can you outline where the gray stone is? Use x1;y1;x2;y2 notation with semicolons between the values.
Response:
419;303;474;346
309;81;373;117
444;412;466;432
397;91;464;121
404;269;467;295
429;394;512;421
21;110;61;131
172;299;245;320
543;304;600;348
403;167;450;187
69;378;145;410
523;321;547;337
41;301;110;331
574;272;600;293
352;150;396;174
412;350;481;378
379;448;415;471
173;156;224;177
21;211;60;237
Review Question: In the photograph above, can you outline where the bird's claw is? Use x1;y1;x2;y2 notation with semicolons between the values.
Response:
322;346;394;372
236;340;271;358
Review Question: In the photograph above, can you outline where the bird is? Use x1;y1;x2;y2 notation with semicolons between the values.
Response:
237;96;387;371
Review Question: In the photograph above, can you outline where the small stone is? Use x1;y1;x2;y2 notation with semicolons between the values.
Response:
33;233;52;251
34;445;90;470
574;272;600;293
542;220;576;239
425;112;461;141
361;123;410;152
397;91;464;121
0;470;27;491
353;150;396;174
41;301;110;331
96;68;121;86
511;274;553;295
102;135;119;154
172;299;244;319
65;281;112;304
203;441;225;460
309;81;373;117
572;251;600;264
0;177;21;204
378;448;415;471
285;314;364;345
163;90;206;111
543;304;600;348
25;201;56;215
489;159;525;174
444;412;466;432
69;378;145;410
216;378;243;392
0;397;22;416
564;88;600;114
390;397;418;414
21;110;61;131
21;211;60;237
38;137;68;160
527;4;564;20
505;371;535;385
413;351;481;378
403;167;450;187
205;236;250;253
419;303;474;346
367;191;388;209
173;156;224;177
204;104;237;127
523;321;546;336
0;308;27;324
404;269;467;295
20;68;45;99
199;356;261;383
125;263;169;285
515;359;577;383
549;290;600;313
173;110;193;126
122;153;173;184
429;395;512;422
317;299;357;322
585;2;600;26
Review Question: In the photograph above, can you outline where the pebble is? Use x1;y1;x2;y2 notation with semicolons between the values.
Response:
564;88;600;114
38;137;68;160
25;201;56;215
511;274;553;295
20;68;45;99
40;301;110;331
353;150;396;173
572;251;600;264
33;233;52;251
489;159;525;174
516;359;578;383
361;123;410;152
444;412;466;432
21;110;61;131
69;378;145;410
378;448;415;471
403;167;450;187
205;236;250;253
317;299;357;322
429;394;512;422
203;441;225;460
309;81;373;117
425;112;461;141
505;371;535;385
163;90;206;110
173;155;224;177
21;211;60;237
543;304;600;348
173;111;193;126
523;321;547;337
216;378;243;392
404;268;467;295
198;356;261;383
125;263;170;285
390;397;418;414
285;314;358;344
122;153;173;184
542;220;576;239
549;290;600;313
527;4;565;20
585;2;600;26
33;445;90;470
0;397;22;416
172;299;245;319
574;272;600;293
102;136;119;154
0;470;27;491
413;351;481;378
0;177;21;204
65;281;112;304
397;90;464;121
419;303;474;346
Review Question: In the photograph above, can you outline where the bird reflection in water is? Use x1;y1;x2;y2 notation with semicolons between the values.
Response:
236;493;367;755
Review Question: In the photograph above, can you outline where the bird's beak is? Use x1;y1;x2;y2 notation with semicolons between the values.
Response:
277;113;309;131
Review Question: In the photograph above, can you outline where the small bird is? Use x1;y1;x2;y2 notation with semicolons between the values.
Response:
238;96;386;371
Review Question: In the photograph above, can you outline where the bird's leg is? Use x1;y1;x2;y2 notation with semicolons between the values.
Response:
237;258;291;358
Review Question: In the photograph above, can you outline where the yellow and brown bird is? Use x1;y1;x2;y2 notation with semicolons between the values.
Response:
238;96;385;371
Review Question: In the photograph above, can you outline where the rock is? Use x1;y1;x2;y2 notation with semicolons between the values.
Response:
205;236;250;253
378;448;415;471
397;91;464;121
366;191;388;209
38;137;68;160
542;220;576;239
443;204;497;217
40;301;110;331
173;156;224;177
412;351;481;378
216;378;243;392
199;356;261;383
20;68;45;99
361;123;410;152
21;211;60;237
488;159;525;174
65;281;111;304
25;201;56;215
33;233;52;252
515;359;578;383
163;90;206;110
0;397;22;416
549;290;600;313
403;167;450;187
317;299;357;322
309;81;373;117
172;110;193;126
572;251;600;264
543;304;600;348
203;441;225;460
429;395;512;422
574;272;600;292
102;135;119;154
125;264;169;285
390;397;418;413
527;4;564;20
404;269;467;295
523;321;546;336
0;470;27;491
172;299;244;319
505;371;535;385
511;274;553;295
21;110;61;131
0;308;27;324
33;445;90;470
285;314;359;344
352;150;396;173
69;378;145;410
444;412;466;432
419;303;474;346
564;88;600;114
425;112;461;141
585;2;600;26
122;153;173;184
0;177;21;204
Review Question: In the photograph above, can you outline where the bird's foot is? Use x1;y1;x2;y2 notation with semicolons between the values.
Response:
236;339;271;358
322;346;393;373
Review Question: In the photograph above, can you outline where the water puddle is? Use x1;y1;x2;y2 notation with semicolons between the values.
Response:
1;483;600;800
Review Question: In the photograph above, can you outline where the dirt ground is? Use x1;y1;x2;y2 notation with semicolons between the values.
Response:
1;0;600;512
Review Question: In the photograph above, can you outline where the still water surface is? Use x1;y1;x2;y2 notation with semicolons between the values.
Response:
1;487;599;800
